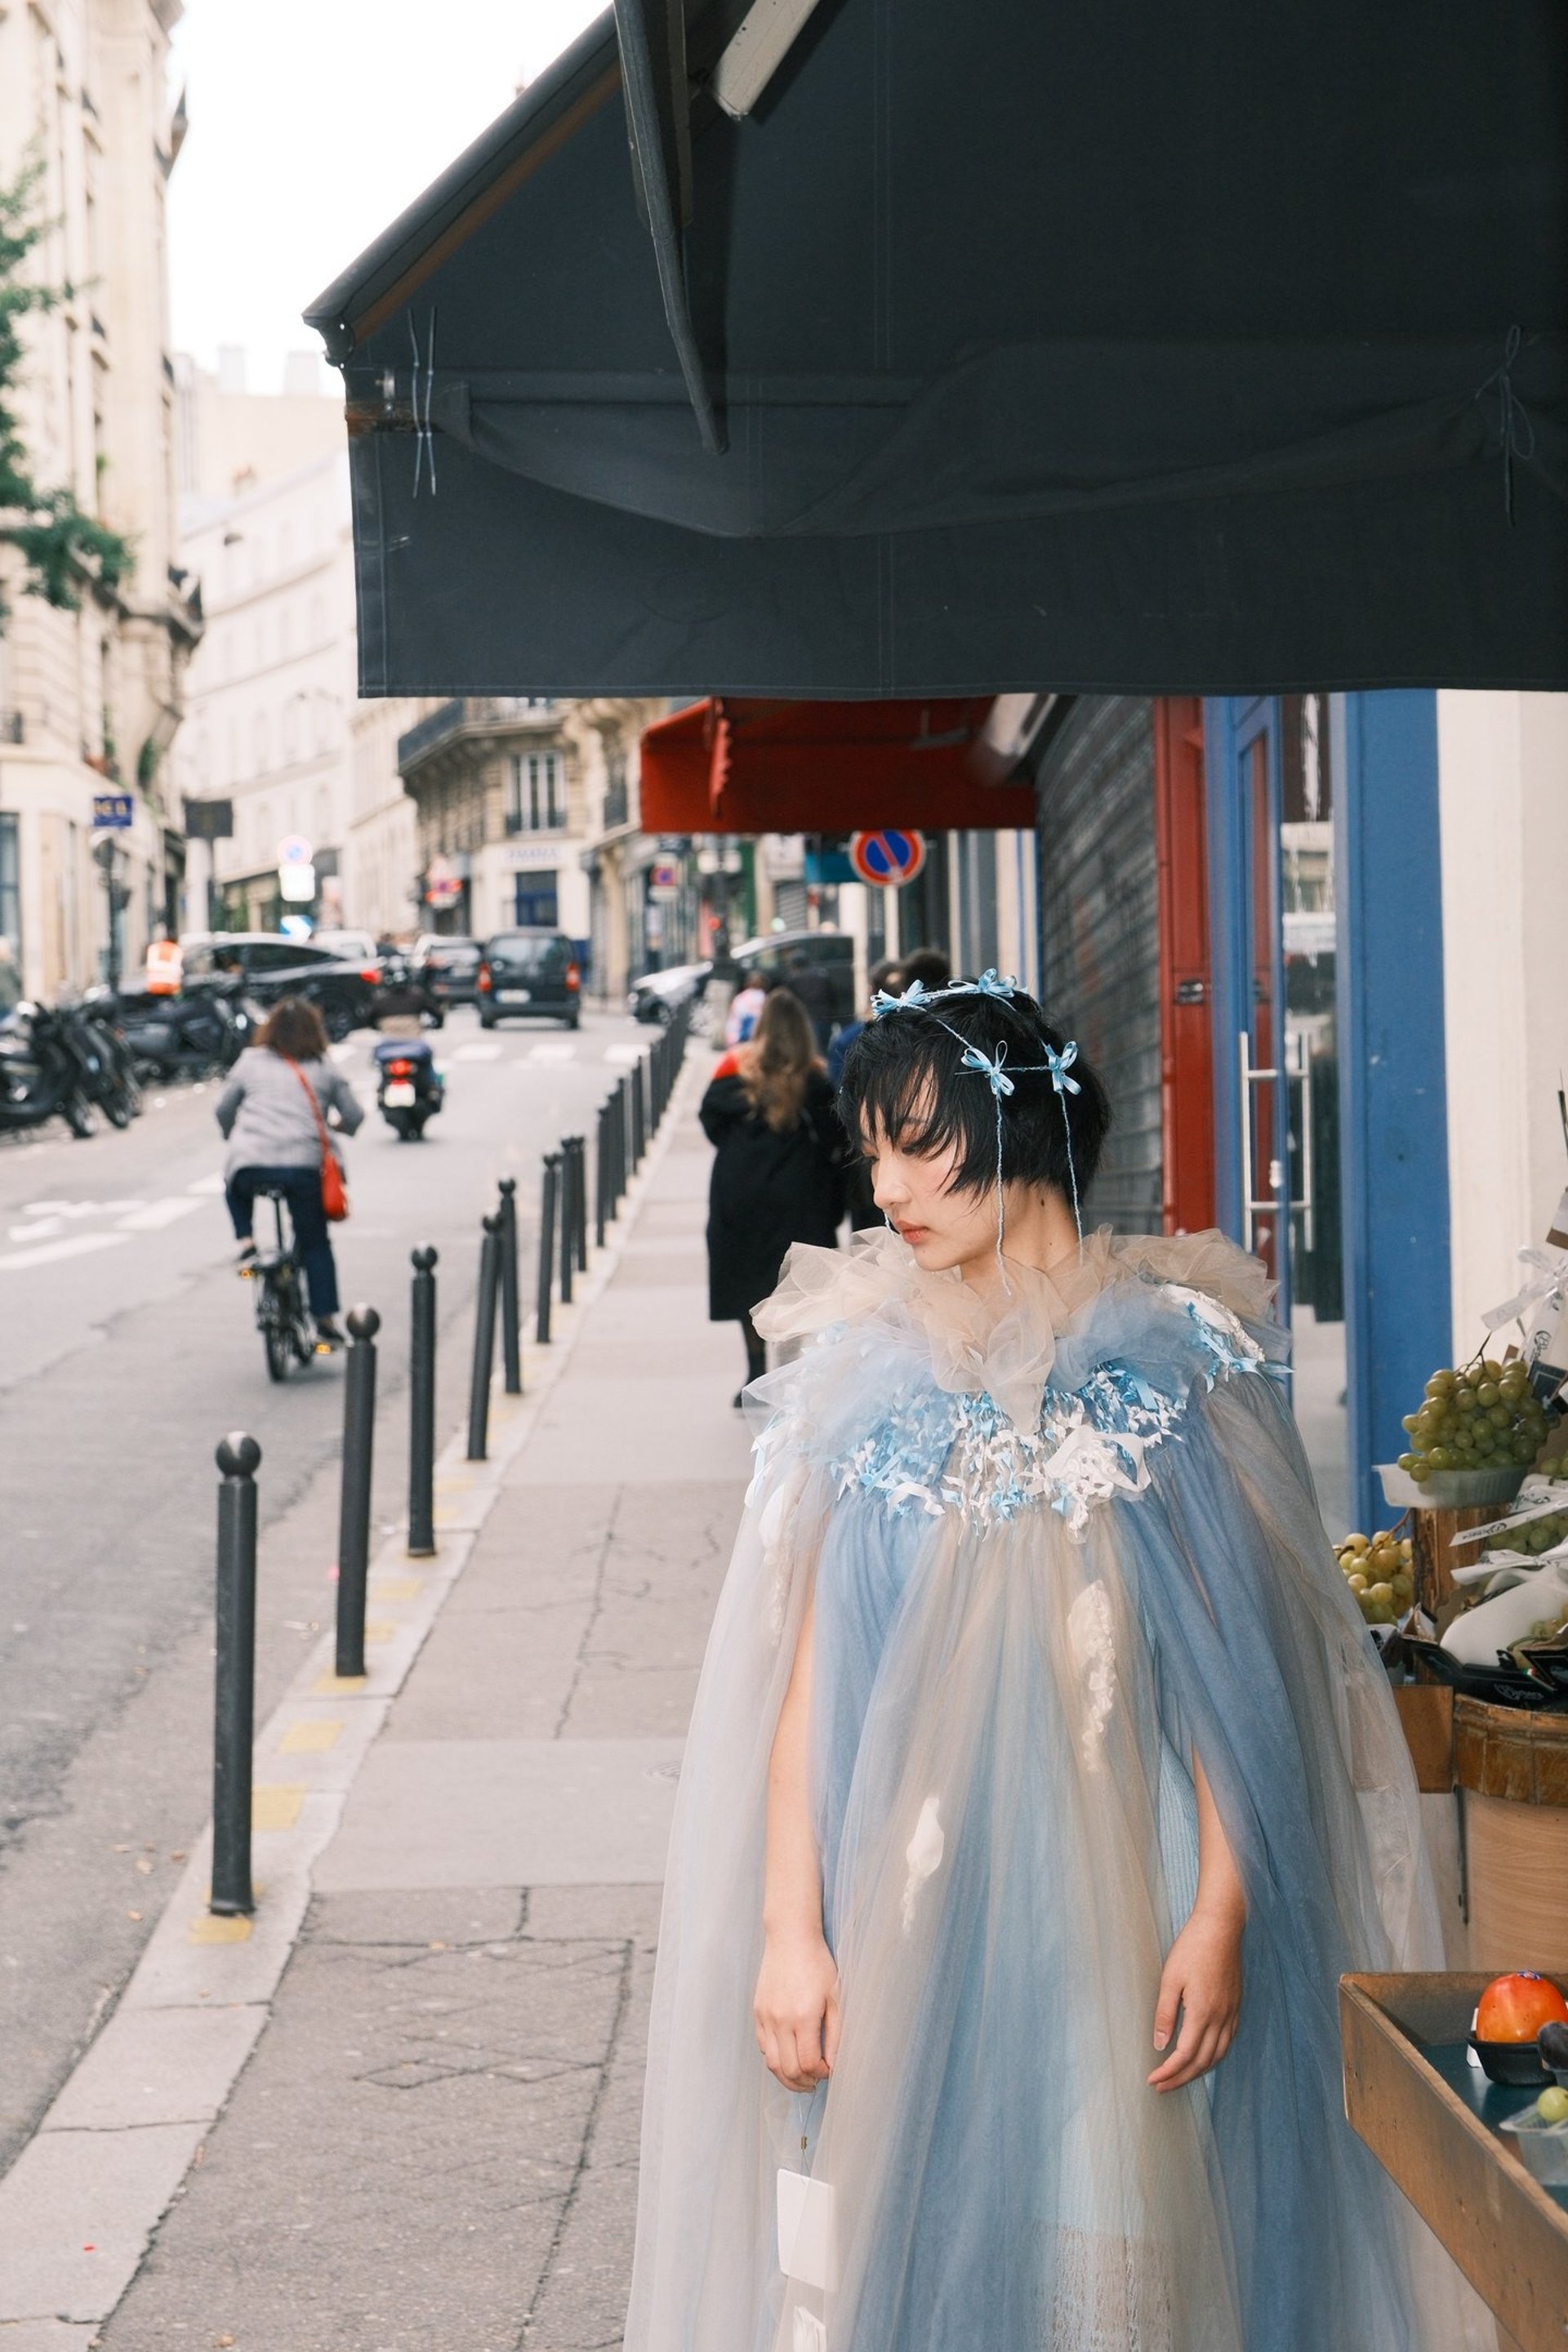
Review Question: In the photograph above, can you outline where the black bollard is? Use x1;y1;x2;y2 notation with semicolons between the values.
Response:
497;1177;523;1395
558;1139;577;1304
467;1214;502;1460
408;1248;438;1558
212;1432;261;1917
631;1059;647;1164
535;1153;559;1344
594;1101;608;1249
572;1135;589;1271
617;1076;631;1196
336;1305;380;1679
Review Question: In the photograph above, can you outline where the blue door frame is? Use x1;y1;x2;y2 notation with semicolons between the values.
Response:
1204;692;1451;1534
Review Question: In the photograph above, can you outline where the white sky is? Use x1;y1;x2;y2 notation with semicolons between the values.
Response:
167;0;605;391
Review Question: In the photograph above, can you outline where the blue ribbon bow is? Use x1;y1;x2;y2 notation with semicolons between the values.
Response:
1045;1040;1080;1097
960;1039;1015;1098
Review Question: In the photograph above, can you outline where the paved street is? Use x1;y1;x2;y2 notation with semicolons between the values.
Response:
0;1003;651;2177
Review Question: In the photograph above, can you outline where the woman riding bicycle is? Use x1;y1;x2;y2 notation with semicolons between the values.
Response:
216;996;363;1348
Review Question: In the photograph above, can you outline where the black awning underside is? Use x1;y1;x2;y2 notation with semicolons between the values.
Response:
307;0;1568;698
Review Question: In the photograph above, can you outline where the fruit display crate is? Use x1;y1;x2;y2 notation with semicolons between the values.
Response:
1341;1971;1568;2352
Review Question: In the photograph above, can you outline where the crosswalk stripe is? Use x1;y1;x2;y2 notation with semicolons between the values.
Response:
116;1197;206;1232
0;1232;125;1273
525;1041;577;1064
603;1044;644;1065
185;1172;226;1196
454;1041;503;1062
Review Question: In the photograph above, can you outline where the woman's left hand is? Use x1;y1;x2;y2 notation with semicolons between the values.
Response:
1147;1900;1245;2092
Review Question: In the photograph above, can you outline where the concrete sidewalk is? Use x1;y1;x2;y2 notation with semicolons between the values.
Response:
6;1071;750;2351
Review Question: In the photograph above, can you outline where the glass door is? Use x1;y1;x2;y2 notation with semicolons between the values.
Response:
1209;696;1348;1530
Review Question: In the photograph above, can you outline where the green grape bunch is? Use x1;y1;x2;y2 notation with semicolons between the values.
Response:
1336;1529;1414;1626
1524;1601;1568;1643
1396;1355;1548;1485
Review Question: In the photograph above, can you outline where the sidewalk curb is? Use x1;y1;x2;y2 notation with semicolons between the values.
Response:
0;1049;702;2339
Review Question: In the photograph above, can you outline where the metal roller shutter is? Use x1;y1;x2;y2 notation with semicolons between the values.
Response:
1034;699;1161;1234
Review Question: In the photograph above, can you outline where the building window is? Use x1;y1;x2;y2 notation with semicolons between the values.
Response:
254;712;270;775
507;750;565;834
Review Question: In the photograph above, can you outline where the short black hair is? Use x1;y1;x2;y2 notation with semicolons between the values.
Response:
837;984;1111;1200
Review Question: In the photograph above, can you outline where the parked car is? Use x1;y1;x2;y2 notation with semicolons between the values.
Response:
630;960;711;1026
731;930;858;1026
412;934;483;1017
179;933;381;1040
313;929;383;970
477;929;582;1028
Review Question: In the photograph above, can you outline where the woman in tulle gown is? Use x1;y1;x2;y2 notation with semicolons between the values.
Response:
626;976;1487;2352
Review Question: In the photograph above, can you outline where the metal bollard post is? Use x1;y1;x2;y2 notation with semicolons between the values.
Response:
570;1134;589;1272
536;1152;559;1344
631;1060;647;1164
212;1432;261;1917
408;1248;438;1558
607;1085;623;1212
618;1075;633;1190
558;1138;577;1305
497;1176;523;1395
467;1214;501;1460
594;1101;608;1249
336;1305;380;1680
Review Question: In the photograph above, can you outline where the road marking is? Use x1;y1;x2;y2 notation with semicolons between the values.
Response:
186;1172;226;1196
117;1197;205;1232
0;1232;124;1272
454;1040;503;1062
278;1717;343;1754
363;1620;398;1646
9;1218;65;1242
526;1040;577;1064
252;1784;305;1831
603;1043;644;1064
371;1577;424;1601
313;1671;368;1695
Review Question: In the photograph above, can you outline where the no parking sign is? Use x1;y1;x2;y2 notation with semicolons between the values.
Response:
848;828;927;886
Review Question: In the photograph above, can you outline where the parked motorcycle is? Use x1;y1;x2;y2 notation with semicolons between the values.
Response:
106;978;254;1083
372;1034;444;1140
74;996;142;1127
0;1000;110;1137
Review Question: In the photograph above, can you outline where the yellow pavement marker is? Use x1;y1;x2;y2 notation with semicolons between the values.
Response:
252;1784;305;1832
279;1717;344;1754
314;1672;368;1695
372;1576;423;1602
188;1913;253;1944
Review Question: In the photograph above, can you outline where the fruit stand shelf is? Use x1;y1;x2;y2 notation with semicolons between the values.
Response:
1341;1972;1568;2352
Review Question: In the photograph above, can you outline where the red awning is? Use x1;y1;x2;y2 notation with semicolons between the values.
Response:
638;698;1038;835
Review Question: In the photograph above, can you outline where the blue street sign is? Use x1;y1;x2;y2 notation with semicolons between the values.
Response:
91;792;134;830
848;827;927;886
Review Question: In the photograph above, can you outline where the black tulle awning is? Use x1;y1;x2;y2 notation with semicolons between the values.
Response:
306;1;1568;698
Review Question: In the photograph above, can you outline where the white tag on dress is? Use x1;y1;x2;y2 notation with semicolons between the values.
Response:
777;2167;837;2291
792;2307;828;2352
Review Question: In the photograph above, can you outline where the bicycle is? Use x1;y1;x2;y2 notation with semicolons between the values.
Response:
247;1186;321;1382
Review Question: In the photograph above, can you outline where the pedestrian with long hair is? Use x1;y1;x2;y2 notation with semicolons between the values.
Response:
630;972;1486;2352
216;996;363;1348
701;987;846;1402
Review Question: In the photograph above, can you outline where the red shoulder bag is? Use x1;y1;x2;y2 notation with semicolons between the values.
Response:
285;1057;350;1222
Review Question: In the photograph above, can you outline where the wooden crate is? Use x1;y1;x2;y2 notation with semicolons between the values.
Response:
1341;1971;1568;2352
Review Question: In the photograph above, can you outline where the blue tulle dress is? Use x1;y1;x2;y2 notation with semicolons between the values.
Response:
625;1229;1487;2352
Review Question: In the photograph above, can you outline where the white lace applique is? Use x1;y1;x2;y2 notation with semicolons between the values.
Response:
901;1795;945;1931
1067;1583;1117;1767
1164;1285;1265;1381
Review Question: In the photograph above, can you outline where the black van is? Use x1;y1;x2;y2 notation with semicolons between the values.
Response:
477;930;582;1028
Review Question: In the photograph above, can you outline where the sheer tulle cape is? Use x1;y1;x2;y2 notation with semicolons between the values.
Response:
625;1229;1486;2352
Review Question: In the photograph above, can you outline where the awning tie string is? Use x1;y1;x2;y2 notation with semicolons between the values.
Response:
409;309;439;498
1477;325;1535;525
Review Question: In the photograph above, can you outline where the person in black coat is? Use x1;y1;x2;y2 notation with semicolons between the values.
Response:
700;987;846;1401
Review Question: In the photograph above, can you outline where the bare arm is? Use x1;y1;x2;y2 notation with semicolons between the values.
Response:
754;1594;841;2092
1148;1752;1246;2092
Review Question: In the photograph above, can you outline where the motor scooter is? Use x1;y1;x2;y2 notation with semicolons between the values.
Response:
372;1032;444;1140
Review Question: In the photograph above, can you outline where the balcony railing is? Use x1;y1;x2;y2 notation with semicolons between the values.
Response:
398;696;557;777
0;710;22;746
602;777;630;830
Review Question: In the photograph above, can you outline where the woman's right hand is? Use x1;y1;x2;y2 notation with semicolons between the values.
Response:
755;1927;840;2091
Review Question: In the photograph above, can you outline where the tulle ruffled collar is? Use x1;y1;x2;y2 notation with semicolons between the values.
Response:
753;1223;1275;1432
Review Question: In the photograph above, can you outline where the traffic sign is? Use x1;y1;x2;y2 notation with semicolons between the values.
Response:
276;833;313;866
91;791;134;831
278;863;317;903
848;827;927;886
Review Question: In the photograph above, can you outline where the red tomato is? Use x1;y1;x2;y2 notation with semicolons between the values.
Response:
1475;1972;1568;2044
